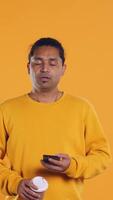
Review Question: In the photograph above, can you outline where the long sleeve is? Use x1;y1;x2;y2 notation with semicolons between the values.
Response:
0;107;23;196
64;103;112;179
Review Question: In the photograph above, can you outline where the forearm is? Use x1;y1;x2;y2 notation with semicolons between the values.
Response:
0;162;23;196
0;107;24;196
64;101;112;180
63;144;112;179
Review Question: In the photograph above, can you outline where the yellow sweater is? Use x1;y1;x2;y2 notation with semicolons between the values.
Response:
0;92;112;200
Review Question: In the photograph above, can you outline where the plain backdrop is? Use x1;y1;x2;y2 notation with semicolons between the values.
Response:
0;0;113;199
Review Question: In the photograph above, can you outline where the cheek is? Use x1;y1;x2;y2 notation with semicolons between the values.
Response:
51;72;62;84
30;67;39;76
29;69;37;81
54;70;63;79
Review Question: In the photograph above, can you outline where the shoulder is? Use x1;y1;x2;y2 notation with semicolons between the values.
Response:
65;93;97;118
66;93;93;108
0;94;27;112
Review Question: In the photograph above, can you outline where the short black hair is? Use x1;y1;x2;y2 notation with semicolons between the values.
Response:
28;37;65;64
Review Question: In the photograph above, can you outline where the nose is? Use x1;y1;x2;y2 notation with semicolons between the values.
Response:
40;61;50;72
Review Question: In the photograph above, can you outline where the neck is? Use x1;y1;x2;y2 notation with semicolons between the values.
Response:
28;87;63;103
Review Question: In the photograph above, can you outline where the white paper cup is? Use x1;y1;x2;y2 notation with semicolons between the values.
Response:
31;176;48;192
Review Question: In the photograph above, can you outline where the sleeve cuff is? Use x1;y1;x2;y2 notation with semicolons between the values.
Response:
9;175;24;195
62;157;77;178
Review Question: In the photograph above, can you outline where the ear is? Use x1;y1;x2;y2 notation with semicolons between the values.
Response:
27;63;30;74
61;63;67;76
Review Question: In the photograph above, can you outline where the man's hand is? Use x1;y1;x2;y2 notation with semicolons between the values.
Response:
17;179;45;200
41;153;71;173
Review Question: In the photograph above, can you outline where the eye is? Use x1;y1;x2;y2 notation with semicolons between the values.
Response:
34;58;43;65
49;59;58;66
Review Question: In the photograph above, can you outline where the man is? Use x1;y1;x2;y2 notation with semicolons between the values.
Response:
0;37;112;200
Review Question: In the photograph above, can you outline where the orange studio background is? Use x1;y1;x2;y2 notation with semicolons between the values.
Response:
0;0;113;199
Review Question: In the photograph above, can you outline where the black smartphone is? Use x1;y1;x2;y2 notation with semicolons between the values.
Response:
43;154;60;164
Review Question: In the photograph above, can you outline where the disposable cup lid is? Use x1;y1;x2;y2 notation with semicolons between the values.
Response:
31;176;48;192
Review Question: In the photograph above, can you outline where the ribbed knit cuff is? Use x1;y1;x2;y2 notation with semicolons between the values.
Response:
62;157;77;178
9;175;24;195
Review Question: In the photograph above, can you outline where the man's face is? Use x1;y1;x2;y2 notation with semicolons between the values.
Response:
27;45;66;91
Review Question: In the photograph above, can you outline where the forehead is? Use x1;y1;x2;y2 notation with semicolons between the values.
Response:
33;46;60;57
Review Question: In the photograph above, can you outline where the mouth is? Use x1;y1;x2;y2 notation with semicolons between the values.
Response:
39;74;51;79
39;77;51;82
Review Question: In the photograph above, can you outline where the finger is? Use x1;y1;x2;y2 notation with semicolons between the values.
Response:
24;179;31;187
55;153;69;158
21;191;32;200
25;180;38;190
24;185;41;199
23;190;40;200
41;160;62;172
48;158;62;166
29;180;38;190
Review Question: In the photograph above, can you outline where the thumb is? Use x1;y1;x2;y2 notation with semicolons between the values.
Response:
55;153;67;158
29;180;38;190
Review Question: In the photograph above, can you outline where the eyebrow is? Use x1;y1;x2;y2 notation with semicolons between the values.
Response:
34;56;43;59
33;56;58;59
